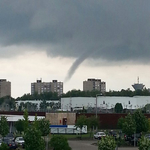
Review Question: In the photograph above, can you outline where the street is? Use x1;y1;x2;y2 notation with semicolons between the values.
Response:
68;140;139;150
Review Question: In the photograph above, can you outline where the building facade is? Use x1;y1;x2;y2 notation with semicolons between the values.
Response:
83;78;106;93
0;79;11;98
31;79;63;96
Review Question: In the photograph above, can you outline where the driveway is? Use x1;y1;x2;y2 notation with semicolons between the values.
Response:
68;140;139;150
68;140;97;150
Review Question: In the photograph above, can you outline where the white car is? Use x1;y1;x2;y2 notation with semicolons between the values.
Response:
0;139;2;146
15;137;24;146
94;132;106;140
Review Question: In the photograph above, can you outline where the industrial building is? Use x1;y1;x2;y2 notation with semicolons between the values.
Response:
61;96;150;112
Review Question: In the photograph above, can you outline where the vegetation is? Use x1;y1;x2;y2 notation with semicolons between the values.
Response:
87;116;99;137
87;116;99;130
75;115;87;139
0;96;16;111
14;89;150;101
16;92;58;100
117;117;124;129
14;119;24;134
49;135;71;150
23;110;29;132
114;103;123;113
138;136;150;150
122;113;136;136
24;126;45;150
38;118;50;137
20;110;51;150
133;109;149;133
0;143;9;150
98;136;116;150
118;109;149;136
0;116;9;138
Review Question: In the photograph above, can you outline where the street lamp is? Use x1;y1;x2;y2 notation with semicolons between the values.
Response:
96;94;102;118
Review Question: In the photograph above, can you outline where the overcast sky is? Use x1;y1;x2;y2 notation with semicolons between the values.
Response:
1;0;150;98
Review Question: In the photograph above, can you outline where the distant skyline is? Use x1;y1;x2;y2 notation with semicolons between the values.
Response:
0;1;150;98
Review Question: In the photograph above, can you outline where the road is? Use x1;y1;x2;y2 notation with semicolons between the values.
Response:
68;140;138;150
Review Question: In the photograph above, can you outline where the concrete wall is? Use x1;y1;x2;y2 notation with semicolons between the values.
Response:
46;112;76;125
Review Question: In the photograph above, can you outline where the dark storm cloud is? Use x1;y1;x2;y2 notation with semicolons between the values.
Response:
0;0;150;79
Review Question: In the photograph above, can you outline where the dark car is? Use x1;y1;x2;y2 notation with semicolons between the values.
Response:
124;133;141;146
5;133;15;141
124;134;132;141
3;138;17;149
109;131;117;139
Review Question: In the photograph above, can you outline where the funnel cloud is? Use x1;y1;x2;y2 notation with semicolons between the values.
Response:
0;1;150;80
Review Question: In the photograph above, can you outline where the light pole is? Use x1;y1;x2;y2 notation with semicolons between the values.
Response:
96;94;102;118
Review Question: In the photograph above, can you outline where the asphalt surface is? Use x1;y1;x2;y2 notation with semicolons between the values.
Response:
68;140;139;150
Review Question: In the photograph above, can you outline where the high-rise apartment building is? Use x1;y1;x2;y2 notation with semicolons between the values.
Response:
83;78;106;93
31;79;63;96
0;79;11;98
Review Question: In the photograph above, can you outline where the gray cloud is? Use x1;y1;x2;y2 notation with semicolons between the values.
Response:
0;0;150;80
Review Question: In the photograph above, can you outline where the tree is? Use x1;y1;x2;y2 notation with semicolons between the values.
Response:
75;115;87;129
114;103;123;113
40;100;47;112
23;111;45;150
38;118;50;137
49;135;71;150
14;119;24;134
133;109;149;133
75;115;87;139
87;116;99;137
122;113;136;136
88;116;99;129
0;116;9;138
24;126;45;150
117;117;124;129
23;109;29;132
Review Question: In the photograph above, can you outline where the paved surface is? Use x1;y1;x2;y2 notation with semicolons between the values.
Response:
68;140;138;150
68;140;98;150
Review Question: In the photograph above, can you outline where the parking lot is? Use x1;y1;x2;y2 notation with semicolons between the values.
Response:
68;140;138;150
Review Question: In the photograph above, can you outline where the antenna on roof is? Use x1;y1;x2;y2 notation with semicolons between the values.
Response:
137;76;139;84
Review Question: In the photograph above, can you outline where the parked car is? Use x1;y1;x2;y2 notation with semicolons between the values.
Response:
5;133;15;141
124;134;132;141
145;134;150;138
124;133;141;146
15;137;24;147
109;130;117;139
94;132;106;140
0;138;2;146
3;138;17;149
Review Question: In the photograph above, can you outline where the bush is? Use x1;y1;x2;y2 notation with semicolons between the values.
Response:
116;138;127;147
98;136;116;150
49;135;71;150
138;136;150;150
0;143;9;150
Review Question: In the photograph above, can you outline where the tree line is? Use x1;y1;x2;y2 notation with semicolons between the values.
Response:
14;88;150;100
